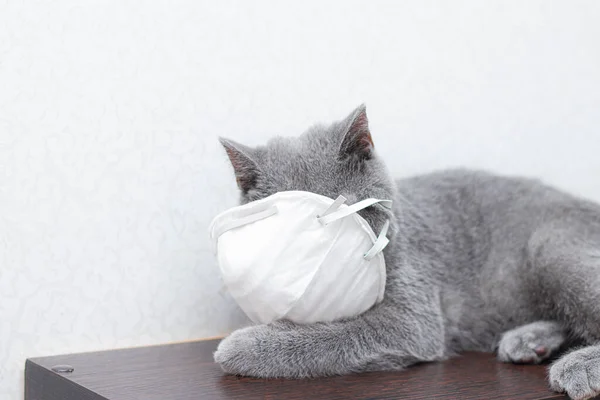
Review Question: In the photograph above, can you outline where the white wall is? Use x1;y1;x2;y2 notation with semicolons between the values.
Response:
1;1;599;398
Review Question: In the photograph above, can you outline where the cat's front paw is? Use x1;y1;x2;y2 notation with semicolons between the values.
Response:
549;346;600;400
214;326;267;377
497;321;565;364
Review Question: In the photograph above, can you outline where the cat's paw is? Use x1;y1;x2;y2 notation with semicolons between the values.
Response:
214;322;300;378
549;345;600;400
214;325;267;377
497;321;565;364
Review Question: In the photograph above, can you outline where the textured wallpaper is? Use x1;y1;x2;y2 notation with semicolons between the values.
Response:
2;1;600;399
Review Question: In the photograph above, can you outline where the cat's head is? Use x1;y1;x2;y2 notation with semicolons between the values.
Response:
219;105;397;235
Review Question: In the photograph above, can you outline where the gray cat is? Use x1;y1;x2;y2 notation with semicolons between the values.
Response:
213;105;600;400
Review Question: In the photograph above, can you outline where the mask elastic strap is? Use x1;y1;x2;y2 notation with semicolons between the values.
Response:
317;198;392;225
317;196;392;259
364;220;390;260
318;195;347;218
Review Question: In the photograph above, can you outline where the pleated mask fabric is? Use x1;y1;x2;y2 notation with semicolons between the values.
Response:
209;191;391;325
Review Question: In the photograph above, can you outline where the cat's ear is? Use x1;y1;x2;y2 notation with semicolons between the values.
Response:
219;138;260;193
339;104;374;160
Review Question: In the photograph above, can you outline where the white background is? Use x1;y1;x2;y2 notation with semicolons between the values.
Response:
1;1;600;398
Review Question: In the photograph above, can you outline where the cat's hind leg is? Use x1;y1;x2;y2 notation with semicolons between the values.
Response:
527;217;600;399
527;219;600;344
497;321;566;364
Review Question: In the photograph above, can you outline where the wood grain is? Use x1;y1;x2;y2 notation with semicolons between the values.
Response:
26;339;568;400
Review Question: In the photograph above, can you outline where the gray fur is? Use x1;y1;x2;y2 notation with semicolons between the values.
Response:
214;105;600;399
550;345;600;400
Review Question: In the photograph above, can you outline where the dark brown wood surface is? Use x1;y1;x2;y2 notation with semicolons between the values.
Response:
25;338;567;400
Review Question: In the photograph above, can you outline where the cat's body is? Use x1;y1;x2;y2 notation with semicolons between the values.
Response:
394;169;600;354
214;106;600;400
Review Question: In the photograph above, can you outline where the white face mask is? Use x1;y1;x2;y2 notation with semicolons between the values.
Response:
209;191;392;325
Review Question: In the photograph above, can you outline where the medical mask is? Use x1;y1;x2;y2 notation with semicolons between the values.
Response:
209;191;392;325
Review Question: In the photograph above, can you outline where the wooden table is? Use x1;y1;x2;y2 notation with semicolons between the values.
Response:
25;338;567;400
